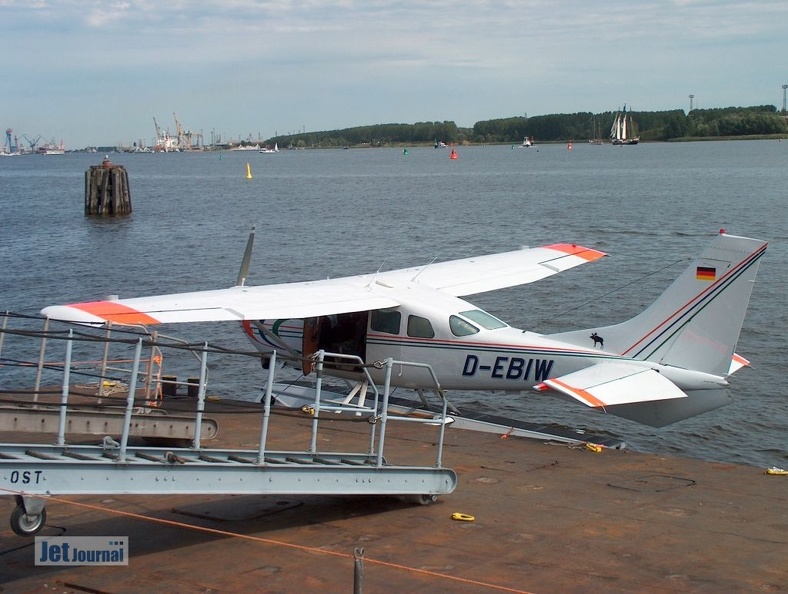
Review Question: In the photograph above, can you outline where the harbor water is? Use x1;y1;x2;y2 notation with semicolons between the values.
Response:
0;141;786;469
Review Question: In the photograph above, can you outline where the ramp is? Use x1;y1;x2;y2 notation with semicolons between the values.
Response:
0;405;219;442
269;382;626;448
0;315;457;536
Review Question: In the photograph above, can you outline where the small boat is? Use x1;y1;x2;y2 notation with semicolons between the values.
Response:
610;106;639;145
434;140;447;148
259;143;279;154
38;140;66;155
518;136;533;148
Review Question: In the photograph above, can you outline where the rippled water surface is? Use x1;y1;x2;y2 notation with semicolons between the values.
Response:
1;141;786;468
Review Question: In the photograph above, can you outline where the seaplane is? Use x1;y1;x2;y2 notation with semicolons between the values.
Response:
41;229;766;428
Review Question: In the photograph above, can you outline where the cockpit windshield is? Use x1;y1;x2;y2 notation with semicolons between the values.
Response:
459;309;508;330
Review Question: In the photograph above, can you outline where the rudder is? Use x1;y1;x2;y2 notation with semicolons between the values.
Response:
549;231;767;377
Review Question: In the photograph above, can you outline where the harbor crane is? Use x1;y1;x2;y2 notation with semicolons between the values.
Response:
22;134;41;152
173;112;185;149
153;116;178;152
4;129;18;153
172;113;202;150
152;117;163;149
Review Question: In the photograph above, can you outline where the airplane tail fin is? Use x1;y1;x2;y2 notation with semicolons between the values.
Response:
548;231;767;377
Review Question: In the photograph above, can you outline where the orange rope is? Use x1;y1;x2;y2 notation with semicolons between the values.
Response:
3;489;533;593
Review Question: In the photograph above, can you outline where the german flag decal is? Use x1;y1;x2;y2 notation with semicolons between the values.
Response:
696;266;716;281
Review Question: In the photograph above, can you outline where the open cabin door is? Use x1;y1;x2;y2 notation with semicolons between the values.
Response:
301;313;368;376
302;317;320;375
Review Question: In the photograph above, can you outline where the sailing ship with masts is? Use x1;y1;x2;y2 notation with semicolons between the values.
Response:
610;105;639;145
588;116;602;144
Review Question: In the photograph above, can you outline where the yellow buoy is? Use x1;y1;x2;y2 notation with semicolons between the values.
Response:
246;163;252;179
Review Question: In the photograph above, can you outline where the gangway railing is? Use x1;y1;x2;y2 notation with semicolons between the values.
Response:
0;314;457;536
290;350;450;468
1;312;164;406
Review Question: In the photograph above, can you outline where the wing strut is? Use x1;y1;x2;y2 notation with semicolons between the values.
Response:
236;226;256;287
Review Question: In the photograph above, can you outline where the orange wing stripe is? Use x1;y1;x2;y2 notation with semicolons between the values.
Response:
732;353;750;367
546;243;607;262
72;302;161;325
549;378;607;408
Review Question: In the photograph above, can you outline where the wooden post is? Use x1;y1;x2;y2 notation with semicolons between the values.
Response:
85;158;132;215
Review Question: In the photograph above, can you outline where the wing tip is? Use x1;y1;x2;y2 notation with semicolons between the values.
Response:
41;302;160;326
41;305;106;325
545;243;607;262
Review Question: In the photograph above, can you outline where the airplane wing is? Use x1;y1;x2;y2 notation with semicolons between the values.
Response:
374;243;606;297
40;280;401;325
535;363;687;407
41;242;606;326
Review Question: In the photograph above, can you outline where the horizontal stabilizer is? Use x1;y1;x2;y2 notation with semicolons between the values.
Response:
537;363;687;408
605;388;732;427
728;353;750;375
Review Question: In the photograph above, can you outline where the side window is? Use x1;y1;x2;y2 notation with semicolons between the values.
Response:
450;315;479;337
407;315;435;338
460;309;507;330
370;309;401;335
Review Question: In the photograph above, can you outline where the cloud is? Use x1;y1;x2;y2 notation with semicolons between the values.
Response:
2;0;786;147
85;1;133;27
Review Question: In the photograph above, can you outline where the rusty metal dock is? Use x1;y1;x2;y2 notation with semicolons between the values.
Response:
1;405;786;593
0;314;785;593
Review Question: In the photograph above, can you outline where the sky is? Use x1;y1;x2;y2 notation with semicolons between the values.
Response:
1;0;786;149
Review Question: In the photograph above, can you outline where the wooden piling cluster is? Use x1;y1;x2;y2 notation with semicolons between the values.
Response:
85;158;132;215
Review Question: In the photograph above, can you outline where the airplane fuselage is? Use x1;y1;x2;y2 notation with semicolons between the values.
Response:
242;285;727;395
42;231;762;427
366;326;600;391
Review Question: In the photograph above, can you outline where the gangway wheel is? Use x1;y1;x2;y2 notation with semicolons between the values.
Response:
10;504;47;536
401;493;438;505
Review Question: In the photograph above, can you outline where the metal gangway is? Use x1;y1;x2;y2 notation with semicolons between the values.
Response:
0;312;218;442
0;315;457;536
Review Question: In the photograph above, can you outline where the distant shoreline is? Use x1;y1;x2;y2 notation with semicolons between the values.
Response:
44;133;788;154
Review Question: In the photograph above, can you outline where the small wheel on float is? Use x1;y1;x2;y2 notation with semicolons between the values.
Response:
10;504;47;536
407;493;437;505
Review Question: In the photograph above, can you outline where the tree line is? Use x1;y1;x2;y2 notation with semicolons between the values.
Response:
265;105;787;148
266;121;459;149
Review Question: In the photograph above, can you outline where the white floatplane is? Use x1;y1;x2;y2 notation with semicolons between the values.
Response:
42;230;766;428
